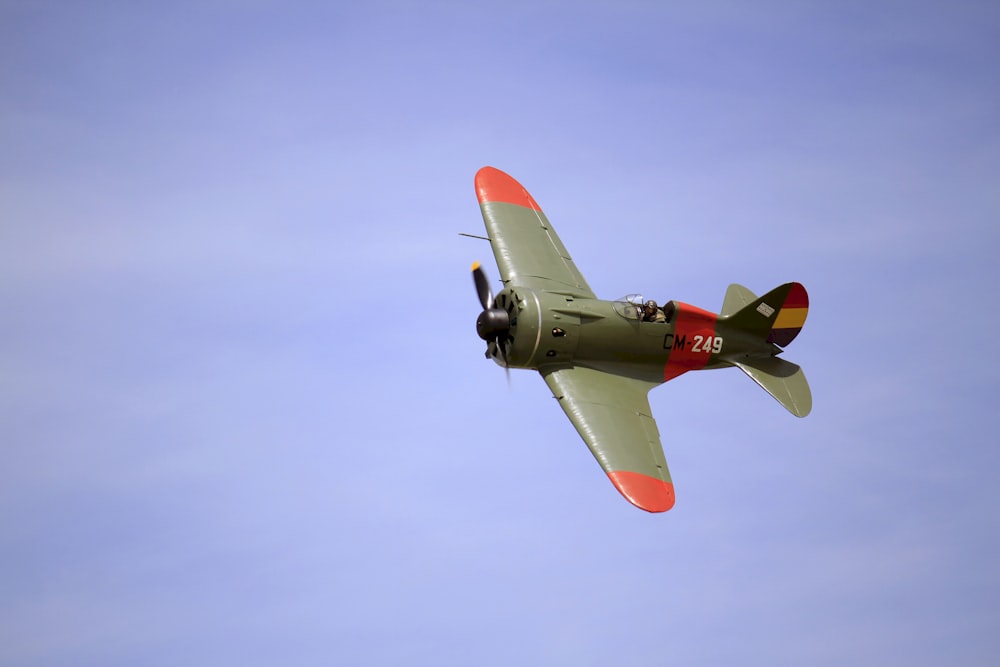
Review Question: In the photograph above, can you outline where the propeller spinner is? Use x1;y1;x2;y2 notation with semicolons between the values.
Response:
471;262;512;364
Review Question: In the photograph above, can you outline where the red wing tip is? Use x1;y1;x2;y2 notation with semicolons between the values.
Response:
475;166;541;210
607;471;676;513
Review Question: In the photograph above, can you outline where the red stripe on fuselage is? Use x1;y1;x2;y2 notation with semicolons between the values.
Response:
475;166;542;211
663;302;718;382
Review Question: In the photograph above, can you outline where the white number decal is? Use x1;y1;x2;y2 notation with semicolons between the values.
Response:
691;335;724;354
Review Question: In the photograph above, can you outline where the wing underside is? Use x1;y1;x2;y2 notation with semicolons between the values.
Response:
541;365;675;512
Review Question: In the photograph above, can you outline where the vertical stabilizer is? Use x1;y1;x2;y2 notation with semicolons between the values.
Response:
721;282;809;347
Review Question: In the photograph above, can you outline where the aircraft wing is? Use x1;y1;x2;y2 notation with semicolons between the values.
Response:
541;365;675;512
475;166;595;299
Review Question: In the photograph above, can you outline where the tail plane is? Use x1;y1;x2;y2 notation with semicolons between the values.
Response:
720;282;812;417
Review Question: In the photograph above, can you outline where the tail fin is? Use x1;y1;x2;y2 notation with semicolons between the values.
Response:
722;282;809;347
721;282;812;417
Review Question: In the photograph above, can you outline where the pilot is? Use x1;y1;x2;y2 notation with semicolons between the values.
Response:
643;300;666;323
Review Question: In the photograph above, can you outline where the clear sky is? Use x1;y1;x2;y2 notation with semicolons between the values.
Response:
2;1;998;665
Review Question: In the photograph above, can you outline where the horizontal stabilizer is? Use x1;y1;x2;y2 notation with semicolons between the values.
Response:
720;283;757;317
732;356;812;417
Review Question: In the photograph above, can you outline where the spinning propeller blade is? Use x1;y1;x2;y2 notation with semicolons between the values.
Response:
471;262;512;373
472;262;492;310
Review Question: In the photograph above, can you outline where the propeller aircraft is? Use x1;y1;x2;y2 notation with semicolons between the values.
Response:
469;166;811;513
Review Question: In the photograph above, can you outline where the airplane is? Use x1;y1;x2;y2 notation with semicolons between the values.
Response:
469;166;811;513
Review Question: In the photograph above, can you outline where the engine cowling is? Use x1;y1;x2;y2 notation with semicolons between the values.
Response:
484;287;541;369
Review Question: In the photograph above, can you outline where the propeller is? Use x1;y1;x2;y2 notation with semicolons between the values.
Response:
471;262;512;369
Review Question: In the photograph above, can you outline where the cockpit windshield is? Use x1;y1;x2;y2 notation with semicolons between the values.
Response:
612;294;646;321
613;294;673;323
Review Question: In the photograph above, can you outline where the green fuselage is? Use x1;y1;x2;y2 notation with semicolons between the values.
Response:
495;286;776;385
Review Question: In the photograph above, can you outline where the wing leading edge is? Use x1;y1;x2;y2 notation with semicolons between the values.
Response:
541;366;675;512
476;167;595;299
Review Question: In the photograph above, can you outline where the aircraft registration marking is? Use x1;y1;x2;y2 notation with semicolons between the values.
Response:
662;301;719;382
663;334;723;354
692;334;723;354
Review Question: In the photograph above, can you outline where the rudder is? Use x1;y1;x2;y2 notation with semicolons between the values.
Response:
721;282;809;348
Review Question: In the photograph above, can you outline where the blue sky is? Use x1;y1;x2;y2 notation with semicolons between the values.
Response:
2;1;998;665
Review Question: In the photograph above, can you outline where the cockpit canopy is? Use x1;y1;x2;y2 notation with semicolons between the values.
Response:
612;294;647;320
612;294;675;323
